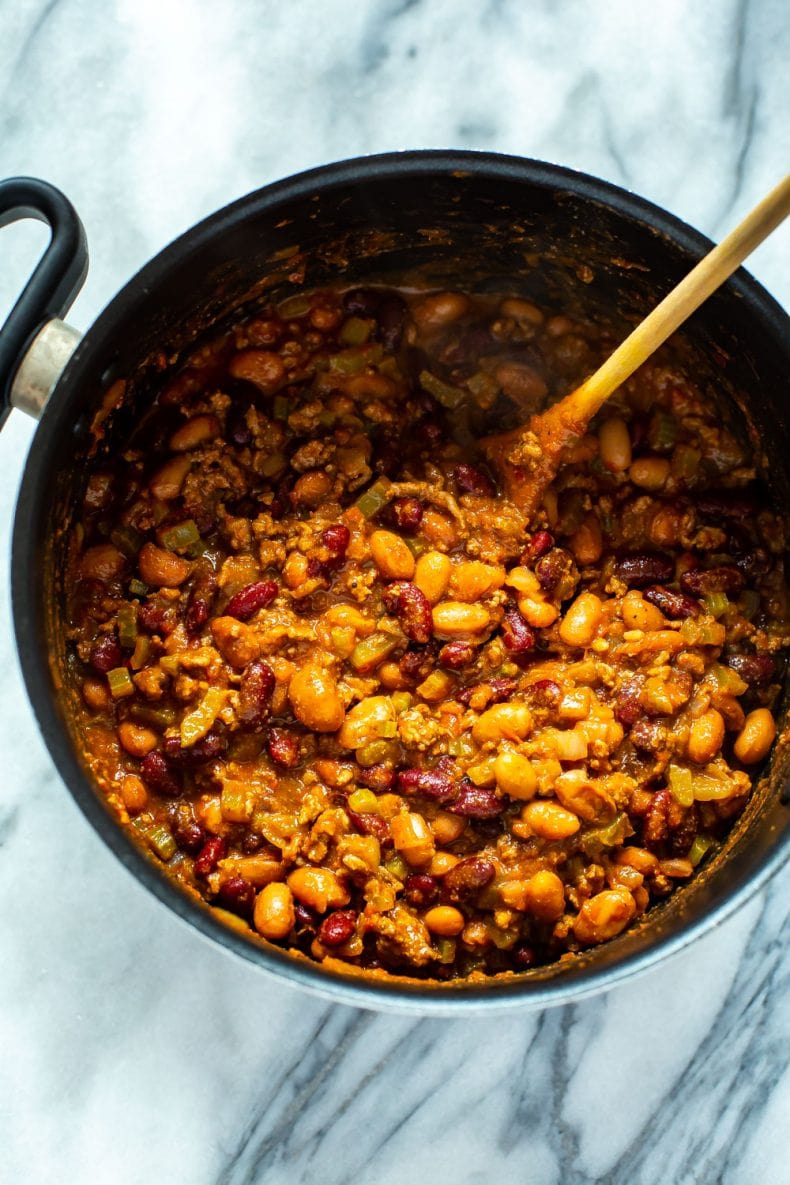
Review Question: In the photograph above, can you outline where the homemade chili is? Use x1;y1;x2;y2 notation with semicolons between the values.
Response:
66;283;789;979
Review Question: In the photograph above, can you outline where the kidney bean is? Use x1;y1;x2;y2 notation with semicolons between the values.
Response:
449;781;503;818
725;652;777;686
163;731;226;765
613;553;674;589
185;564;217;635
397;768;456;802
343;287;382;317
669;805;697;856
138;600;177;636
216;875;255;919
513;944;537;969
225;580;278;621
390;497;424;533
438;640;475;669
526;678;561;708
377;293;408;351
443;856;496;900
535;548;577;597
186;596;210;634
322;523;351;560
457;676;518;707
171;816;205;854
241;832;265;854
421;419;446;449
267;728;301;768
141;751;182;797
643;585;699;619
731;547;769;581
397;583;433;644
630;719;666;754
614;679;643;726
454;463;495;497
502;605;536;653
696;492;757;520
357;763;395;791
398;647;434;682
238;659;275;726
226;401;253;446
680;565;745;597
89;633;122;673
403;874;439;906
318;910;357;947
294;901;319;931
382;581;408;614
346;808;391;842
643;788;671;848
522;530;554;562
194;836;226;876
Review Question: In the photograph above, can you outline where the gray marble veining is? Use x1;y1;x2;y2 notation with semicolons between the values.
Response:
1;2;788;1183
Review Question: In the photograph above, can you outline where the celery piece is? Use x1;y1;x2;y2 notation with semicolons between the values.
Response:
668;764;695;807
272;394;289;420
435;937;456;964
350;631;399;673
671;444;702;483
356;739;399;768
277;294;311;318
180;686;227;747
107;667;134;699
419;369;466;409
353;475;392;519
580;813;633;858
466;370;500;409
159;655;181;677
348;788;379;814
130;703;178;729
160;519;201;554
146;824;176;861
417;670;453;702
220;780;252;823
339;316;372;347
466;758;496;787
648;411;678;453
117;603;138;649
691;773;735;801
739;590;761;621
128;578;149;597
703;592;729;620
404;536;428;557
389;691;413;715
384;854;408;882
688;834;716;867
130;635;151;671
110;524;144;559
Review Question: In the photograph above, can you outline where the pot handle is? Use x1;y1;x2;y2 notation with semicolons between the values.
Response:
0;177;88;427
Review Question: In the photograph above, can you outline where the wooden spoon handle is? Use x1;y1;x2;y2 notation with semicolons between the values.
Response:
560;173;790;426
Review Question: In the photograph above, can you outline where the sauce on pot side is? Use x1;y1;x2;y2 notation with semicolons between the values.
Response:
65;284;790;980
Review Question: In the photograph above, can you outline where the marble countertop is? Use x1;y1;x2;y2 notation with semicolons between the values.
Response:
1;2;789;1182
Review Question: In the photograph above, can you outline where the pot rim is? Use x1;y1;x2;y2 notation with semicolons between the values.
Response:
12;149;790;1014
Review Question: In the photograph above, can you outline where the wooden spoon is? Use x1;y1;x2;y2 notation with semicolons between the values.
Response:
483;174;790;519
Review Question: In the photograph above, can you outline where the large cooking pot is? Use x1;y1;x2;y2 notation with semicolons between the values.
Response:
2;152;788;1012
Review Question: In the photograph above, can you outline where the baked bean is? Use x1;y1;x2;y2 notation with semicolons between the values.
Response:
287;867;349;913
499;297;544;325
120;774;148;814
289;666;345;732
450;561;505;602
254;883;295;939
473;703;532;745
169;414;220;452
337;696;395;750
573;888;635;944
621;589;666;632
598;417;632;472
432;602;489;638
118;721;159;757
559;591;603;648
430;811;467;844
687;709;726;765
150;455;191;500
412;290;470;330
494;361;548;404
138;542;191;588
414;551;452;604
369;530;415;580
423;905;465;936
523;870;565;921
733;708;776;764
292;471;332;506
494;750;538;800
82;677;110;711
569;513;603;566
629;456;671;491
520;800;580;840
390;811;435;866
229;349;286;391
80;543;126;583
211;616;261;669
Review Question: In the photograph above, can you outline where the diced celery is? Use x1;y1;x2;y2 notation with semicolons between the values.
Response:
159;655;181;676
580;813;633;857
419;369;466;409
117;603;138;649
130;703;177;729
349;631;400;673
384;854;408;881
688;834;716;867
356;739;399;768
272;394;289;420
277;294;311;318
739;589;761;621
416;670;453;703
146;824;176;861
130;635;152;671
107;667;134;698
435;936;456;964
648;411;678;452
703;592;729;619
160;519;201;554
707;663;748;697
404;535;428;557
668;764;695;807
329;343;383;375
220;780;252;823
180;685;227;747
466;370;500;408
110;524;144;559
466;758;496;786
671;444;702;483
390;691;413;715
691;773;735;801
128;578;149;597
339;316;372;346
353;475;392;518
348;789;379;813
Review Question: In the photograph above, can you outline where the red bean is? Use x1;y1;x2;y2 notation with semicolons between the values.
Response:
442;856;496;900
535;548;577;596
502;605;535;653
171;816;205;854
216;875;255;918
225;580;278;621
513;944;537;968
696;492;757;520
643;788;671;848
89;634;122;673
322;523;351;558
458;677;517;706
318;910;356;947
725;653;777;686
138;600;177;636
294;901;319;930
398;647;433;681
680;565;745;597
397;583;433;644
449;782;503;818
141;751;182;797
403;873;439;906
238;659;275;727
438;640;475;669
267;728;301;768
163;731;226;765
614;679;643;726
397;768;456;802
390;497;423;533
523;531;554;562
357;763;395;791
194;836;226;875
643;585;699;619
346;808;392;842
613;553;674;589
526;678;561;708
377;293;408;351
455;463;495;497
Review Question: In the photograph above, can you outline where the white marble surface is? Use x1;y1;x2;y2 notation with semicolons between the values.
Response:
1;2;789;1182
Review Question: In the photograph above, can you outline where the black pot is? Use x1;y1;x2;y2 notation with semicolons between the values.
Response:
2;152;788;1012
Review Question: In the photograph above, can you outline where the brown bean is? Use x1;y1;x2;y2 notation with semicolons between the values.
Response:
229;349;286;391
412;291;471;331
369;530;415;580
138;542;191;588
150;455;192;500
169;414;220;452
80;544;126;583
288;665;345;732
443;857;496;901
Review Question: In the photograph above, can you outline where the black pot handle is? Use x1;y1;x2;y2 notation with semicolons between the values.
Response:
0;177;88;426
